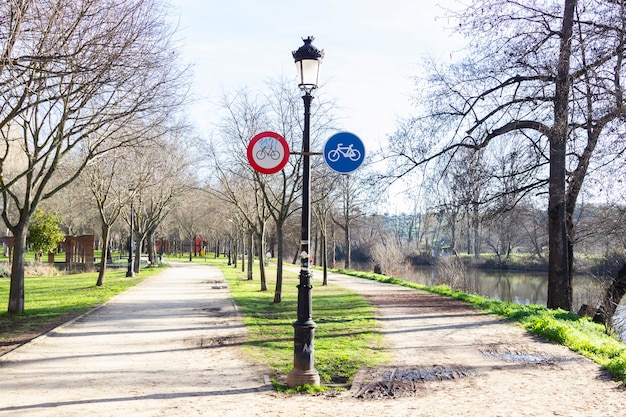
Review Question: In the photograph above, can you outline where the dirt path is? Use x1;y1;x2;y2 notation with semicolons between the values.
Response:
0;263;624;416
323;271;625;416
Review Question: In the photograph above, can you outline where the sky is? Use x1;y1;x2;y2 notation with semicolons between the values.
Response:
166;0;464;152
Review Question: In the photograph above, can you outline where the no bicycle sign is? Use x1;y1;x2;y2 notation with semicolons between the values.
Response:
247;131;290;174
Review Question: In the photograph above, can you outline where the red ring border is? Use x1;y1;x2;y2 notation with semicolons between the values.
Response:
247;131;290;174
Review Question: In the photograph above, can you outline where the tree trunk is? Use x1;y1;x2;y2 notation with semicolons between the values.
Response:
232;231;238;268
190;234;194;261
547;0;576;311
96;224;111;286
8;224;28;314
273;223;284;303
595;262;626;325
257;232;267;291
134;235;144;274
241;231;245;272
466;211;471;255
313;228;319;267
246;230;253;280
322;229;328;286
473;203;480;259
147;228;156;265
331;222;336;269
344;225;351;269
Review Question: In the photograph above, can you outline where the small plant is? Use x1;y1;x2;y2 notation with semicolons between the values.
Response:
27;209;65;262
288;383;328;394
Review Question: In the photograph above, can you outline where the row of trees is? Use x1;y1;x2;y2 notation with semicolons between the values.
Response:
4;0;626;329
204;80;384;302
0;0;189;313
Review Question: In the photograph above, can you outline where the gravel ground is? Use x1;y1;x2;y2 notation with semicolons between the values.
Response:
0;262;624;417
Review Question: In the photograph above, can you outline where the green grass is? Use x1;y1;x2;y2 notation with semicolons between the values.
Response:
332;268;626;384
203;256;388;386
0;266;161;343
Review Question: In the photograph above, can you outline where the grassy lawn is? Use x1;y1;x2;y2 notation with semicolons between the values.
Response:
201;256;388;386
0;266;161;349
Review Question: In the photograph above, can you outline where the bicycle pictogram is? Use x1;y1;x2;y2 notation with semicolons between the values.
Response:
255;137;281;160
247;131;290;175
326;143;361;162
323;132;365;174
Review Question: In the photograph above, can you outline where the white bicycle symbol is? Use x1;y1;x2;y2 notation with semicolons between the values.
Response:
327;143;361;162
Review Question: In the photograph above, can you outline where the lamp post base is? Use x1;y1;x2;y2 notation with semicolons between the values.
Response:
287;268;320;388
287;367;320;387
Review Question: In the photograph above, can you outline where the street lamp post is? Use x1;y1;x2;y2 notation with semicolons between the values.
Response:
126;195;134;278
287;36;323;388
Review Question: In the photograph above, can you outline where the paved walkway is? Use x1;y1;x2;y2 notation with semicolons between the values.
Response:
1;262;624;417
0;262;272;416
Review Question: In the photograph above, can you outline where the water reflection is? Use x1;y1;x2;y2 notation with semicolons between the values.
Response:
395;266;626;342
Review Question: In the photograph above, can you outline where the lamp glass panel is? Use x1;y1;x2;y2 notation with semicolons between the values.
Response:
296;59;320;89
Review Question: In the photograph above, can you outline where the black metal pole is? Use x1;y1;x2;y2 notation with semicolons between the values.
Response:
287;91;320;387
126;200;134;277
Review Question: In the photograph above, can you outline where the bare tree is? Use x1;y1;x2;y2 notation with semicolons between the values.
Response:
126;137;193;274
312;174;339;285
259;80;305;303
210;79;336;302
0;0;188;313
208;88;271;288
386;0;626;311
331;174;379;269
85;148;130;286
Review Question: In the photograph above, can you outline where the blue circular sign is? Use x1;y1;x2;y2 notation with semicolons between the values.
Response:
323;132;365;173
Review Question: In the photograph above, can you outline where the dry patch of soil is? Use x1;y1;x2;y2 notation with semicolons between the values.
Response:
0;313;78;356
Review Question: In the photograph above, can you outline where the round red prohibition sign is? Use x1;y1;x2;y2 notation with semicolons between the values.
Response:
247;131;290;174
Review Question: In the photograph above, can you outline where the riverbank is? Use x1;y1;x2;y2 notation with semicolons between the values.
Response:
406;251;626;275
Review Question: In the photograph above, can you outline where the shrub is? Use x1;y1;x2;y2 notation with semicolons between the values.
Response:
24;262;59;277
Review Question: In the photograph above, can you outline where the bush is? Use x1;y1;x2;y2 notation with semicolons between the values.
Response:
24;262;59;277
0;262;58;278
434;256;468;288
406;251;433;266
588;251;626;277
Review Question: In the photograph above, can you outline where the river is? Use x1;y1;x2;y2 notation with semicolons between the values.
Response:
387;265;626;342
